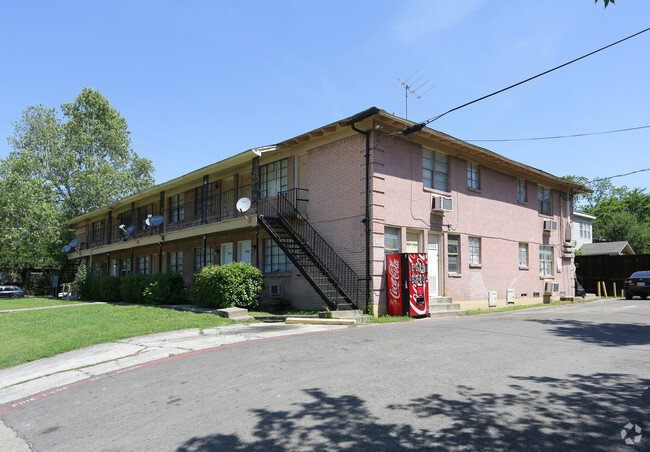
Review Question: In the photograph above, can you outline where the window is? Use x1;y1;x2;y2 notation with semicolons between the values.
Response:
119;211;133;229
538;186;552;216
194;246;214;271
168;251;183;273
517;179;527;202
120;258;131;277
264;239;291;273
194;184;215;217
468;237;481;266
136;205;152;231
467;163;480;190
518;243;529;267
260;159;288;199
91;262;103;278
170;193;185;223
579;221;592;240
91;220;104;242
384;227;400;255
423;149;449;192
448;235;459;274
539;246;553;276
406;231;421;253
137;256;150;275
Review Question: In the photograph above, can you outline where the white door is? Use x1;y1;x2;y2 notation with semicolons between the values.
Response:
427;235;439;297
237;240;252;264
220;242;233;265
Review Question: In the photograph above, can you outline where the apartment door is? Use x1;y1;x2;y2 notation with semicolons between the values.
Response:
428;234;440;297
220;242;233;265
237;240;252;264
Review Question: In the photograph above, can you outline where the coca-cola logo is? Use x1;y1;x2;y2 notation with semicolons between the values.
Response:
388;257;401;301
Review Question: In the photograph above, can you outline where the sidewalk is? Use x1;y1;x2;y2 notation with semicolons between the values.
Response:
0;318;348;408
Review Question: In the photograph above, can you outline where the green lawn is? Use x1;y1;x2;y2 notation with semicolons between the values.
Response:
0;304;237;370
0;297;80;311
465;298;596;316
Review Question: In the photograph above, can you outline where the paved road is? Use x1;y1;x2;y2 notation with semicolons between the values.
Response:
2;299;650;451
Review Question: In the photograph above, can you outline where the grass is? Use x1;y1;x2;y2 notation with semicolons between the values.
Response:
0;304;237;370
465;298;596;316
367;315;413;324
0;297;80;311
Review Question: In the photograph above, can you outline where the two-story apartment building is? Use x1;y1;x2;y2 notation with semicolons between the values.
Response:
67;107;590;315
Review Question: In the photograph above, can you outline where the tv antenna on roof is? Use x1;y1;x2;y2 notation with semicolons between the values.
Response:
397;71;433;119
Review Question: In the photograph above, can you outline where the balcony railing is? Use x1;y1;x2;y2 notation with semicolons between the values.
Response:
75;184;254;250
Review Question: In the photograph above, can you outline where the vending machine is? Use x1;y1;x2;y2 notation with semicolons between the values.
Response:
386;253;429;317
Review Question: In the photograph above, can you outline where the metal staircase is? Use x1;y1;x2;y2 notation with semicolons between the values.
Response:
256;190;362;311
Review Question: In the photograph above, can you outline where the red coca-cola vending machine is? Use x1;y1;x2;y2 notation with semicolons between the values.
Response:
386;253;429;317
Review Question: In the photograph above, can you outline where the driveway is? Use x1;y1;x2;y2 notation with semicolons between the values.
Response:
1;299;649;451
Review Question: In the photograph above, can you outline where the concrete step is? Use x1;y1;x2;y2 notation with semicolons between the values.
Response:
430;297;453;303
429;302;461;311
428;309;467;318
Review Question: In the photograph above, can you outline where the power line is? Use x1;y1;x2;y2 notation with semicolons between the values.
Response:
465;125;650;143
591;168;650;182
403;26;650;135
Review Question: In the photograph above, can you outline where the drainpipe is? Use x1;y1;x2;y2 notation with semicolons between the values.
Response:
350;122;371;314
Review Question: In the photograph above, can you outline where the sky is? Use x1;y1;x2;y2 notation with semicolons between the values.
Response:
1;1;649;194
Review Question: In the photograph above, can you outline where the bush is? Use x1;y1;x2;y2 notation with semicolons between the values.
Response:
142;272;186;305
120;274;148;303
192;262;264;309
98;277;121;302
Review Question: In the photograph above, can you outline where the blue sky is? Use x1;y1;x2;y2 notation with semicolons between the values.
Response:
2;1;649;193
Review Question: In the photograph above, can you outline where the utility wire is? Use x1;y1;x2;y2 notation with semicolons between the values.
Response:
465;125;650;143
591;168;650;182
403;26;650;135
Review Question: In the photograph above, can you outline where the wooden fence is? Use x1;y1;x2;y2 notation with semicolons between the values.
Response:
575;254;650;296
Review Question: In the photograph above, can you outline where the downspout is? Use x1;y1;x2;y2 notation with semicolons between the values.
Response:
350;122;372;314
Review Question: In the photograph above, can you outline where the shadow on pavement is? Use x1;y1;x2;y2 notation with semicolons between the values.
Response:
527;319;650;347
177;373;649;451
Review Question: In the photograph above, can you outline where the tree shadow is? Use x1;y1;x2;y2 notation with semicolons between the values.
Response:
177;373;649;451
526;319;650;347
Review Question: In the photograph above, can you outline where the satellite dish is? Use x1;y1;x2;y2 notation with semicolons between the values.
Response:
125;225;135;235
236;197;251;213
62;244;71;253
146;215;165;227
69;239;78;248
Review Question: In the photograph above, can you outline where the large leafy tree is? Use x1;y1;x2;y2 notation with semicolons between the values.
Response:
1;88;155;284
565;175;650;254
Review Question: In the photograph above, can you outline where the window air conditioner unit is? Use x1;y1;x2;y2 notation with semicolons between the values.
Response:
544;281;560;294
270;284;281;297
543;220;558;232
432;195;453;212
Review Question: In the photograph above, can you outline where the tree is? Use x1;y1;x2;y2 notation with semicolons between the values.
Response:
1;88;155;285
595;0;615;7
7;87;155;218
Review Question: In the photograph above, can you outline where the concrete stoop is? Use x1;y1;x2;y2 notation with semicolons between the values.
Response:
216;307;253;321
428;300;466;318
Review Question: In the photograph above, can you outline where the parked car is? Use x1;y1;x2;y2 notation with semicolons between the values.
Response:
0;285;25;298
623;271;650;300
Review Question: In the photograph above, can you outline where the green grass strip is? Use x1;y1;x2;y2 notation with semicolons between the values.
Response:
0;297;80;311
0;304;236;370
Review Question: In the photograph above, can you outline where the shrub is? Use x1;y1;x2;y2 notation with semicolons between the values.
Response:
120;274;149;303
192;262;264;309
97;276;121;302
142;272;186;305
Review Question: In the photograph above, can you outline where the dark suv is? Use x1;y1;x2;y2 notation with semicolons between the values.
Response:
0;286;25;298
623;271;650;300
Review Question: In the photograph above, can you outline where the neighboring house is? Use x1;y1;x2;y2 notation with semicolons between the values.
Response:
66;107;590;314
578;241;635;256
572;210;596;250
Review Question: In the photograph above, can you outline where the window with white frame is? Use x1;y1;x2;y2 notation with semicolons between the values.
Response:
260;159;288;199
517;179;527;202
264;239;291;273
137;256;150;275
538;186;552;216
539;246;553;276
423;149;449;192
168;250;183;274
518;243;528;267
468;236;481;265
384;227;400;255
579;221;592;240
467;163;480;190
120;258;131;277
448;235;460;274
193;246;214;271
170;193;185;223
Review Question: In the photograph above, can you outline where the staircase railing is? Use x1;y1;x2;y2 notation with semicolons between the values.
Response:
257;189;361;309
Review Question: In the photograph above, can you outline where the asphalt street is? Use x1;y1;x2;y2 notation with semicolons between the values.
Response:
2;299;650;451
